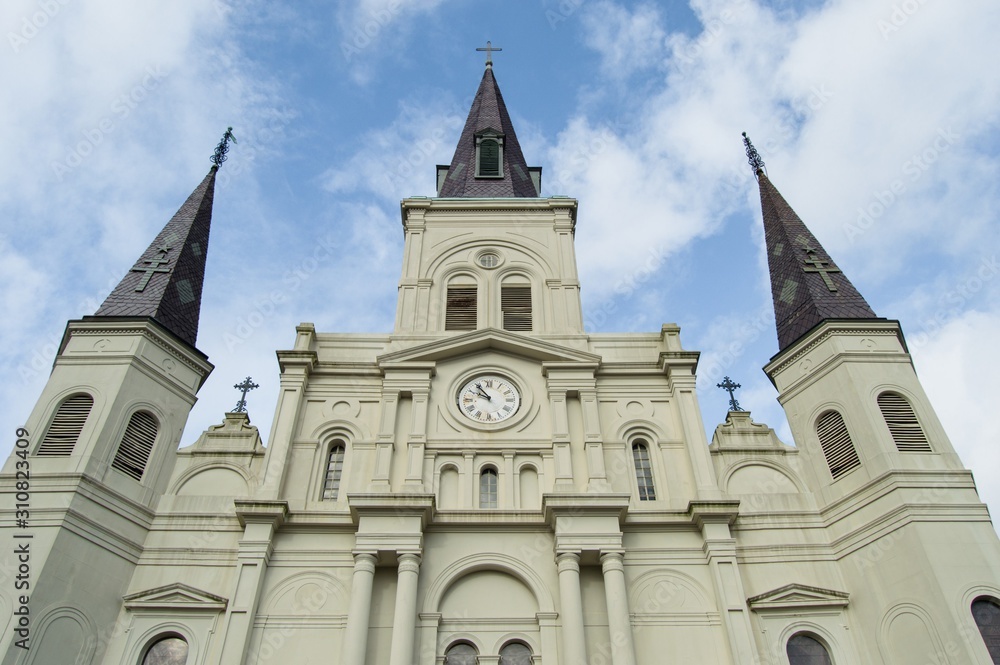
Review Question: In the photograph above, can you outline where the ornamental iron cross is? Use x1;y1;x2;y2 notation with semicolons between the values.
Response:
477;41;502;66
717;376;743;411
233;376;259;413
131;245;172;292
802;249;841;292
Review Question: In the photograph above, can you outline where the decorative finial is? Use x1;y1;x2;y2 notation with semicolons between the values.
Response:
742;131;765;177
210;126;237;170
476;40;502;68
233;376;258;413
717;376;743;412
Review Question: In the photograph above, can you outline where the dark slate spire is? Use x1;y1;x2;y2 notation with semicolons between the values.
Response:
438;66;540;197
94;168;216;347
748;138;878;352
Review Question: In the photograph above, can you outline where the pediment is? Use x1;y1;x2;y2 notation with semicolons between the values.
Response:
747;583;849;612
378;328;601;367
123;582;227;612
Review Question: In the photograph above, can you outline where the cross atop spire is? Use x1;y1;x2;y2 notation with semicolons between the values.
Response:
743;131;766;177
210;126;237;170
476;40;502;68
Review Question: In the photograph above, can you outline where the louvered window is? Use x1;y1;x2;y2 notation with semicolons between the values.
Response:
632;441;656;500
972;597;1000;663
322;444;345;500
37;394;93;456
816;410;861;480
111;411;158;481
479;139;500;177
786;633;833;665
446;287;477;330
501;286;532;331
877;392;931;452
480;468;498;508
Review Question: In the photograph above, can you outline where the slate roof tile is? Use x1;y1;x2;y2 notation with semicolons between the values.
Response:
438;67;539;198
94;168;216;347
756;172;879;351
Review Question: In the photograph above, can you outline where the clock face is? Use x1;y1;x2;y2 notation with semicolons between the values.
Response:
457;375;521;423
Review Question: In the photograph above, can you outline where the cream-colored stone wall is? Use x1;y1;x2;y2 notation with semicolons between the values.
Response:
5;199;1000;665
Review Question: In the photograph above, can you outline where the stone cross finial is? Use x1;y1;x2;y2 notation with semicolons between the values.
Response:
717;376;743;411
233;376;259;413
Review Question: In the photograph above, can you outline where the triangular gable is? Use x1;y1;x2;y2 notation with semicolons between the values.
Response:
747;583;849;612
377;327;601;366
123;582;227;612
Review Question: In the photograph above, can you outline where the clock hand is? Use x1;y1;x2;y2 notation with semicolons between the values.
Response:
474;383;492;400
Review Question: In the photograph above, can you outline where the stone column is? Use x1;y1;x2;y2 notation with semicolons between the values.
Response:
556;552;588;665
341;552;378;665
601;552;637;665
389;554;422;665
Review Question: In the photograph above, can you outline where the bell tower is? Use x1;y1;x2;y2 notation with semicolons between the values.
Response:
743;134;963;494
396;61;584;337
0;131;231;664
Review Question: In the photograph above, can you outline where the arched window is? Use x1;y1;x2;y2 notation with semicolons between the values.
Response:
480;467;498;509
877;392;931;452
632;440;656;501
501;277;532;331
446;281;477;331
478;138;501;177
499;641;532;665
142;635;188;665
38;393;93;456
786;633;832;665
322;443;345;500
445;642;478;665
972;596;1000;662
111;410;158;481
815;410;861;480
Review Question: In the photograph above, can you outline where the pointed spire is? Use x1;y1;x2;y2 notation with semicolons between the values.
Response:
438;66;540;198
94;168;217;347
746;133;878;352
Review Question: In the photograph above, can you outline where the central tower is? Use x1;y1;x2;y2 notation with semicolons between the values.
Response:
395;63;584;337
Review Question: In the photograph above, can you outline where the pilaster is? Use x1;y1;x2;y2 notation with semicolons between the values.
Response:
261;336;316;499
688;501;756;664
214;500;287;664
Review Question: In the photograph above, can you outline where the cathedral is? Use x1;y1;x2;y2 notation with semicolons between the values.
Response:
3;58;1000;665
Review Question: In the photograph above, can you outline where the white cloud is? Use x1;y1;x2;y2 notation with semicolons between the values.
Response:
915;311;1000;522
579;1;668;79
0;0;289;448
321;99;465;201
336;0;452;85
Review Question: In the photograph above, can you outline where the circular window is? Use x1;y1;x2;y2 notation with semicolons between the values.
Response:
478;252;500;268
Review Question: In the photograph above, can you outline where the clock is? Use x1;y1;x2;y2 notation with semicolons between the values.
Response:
457;375;521;423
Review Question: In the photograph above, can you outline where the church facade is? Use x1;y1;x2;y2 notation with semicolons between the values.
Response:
3;62;1000;665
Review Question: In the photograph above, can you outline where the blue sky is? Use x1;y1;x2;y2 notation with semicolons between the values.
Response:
3;0;999;522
